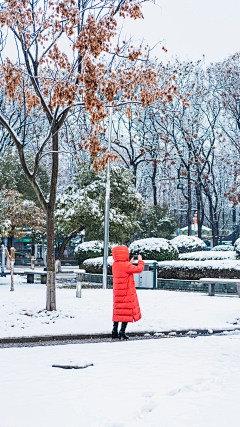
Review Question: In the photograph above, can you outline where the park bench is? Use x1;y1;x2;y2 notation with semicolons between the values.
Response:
24;270;47;284
199;278;240;296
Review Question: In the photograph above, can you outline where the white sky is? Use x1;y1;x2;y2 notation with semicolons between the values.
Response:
3;0;240;65
122;0;240;64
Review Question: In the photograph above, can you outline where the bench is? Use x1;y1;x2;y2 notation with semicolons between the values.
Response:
199;278;240;296
24;271;47;285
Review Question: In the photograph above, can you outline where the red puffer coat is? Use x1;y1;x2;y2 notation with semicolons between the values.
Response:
112;246;145;323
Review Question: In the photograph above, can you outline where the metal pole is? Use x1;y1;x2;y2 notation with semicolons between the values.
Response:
1;244;5;275
177;188;179;236
103;106;113;289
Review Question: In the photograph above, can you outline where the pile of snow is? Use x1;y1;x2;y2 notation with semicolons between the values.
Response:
129;238;179;261
180;251;236;261
211;244;234;251
171;235;206;253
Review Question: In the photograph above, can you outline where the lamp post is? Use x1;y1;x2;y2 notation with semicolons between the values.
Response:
102;92;122;290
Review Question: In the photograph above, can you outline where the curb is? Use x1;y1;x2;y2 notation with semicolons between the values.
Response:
1;327;240;345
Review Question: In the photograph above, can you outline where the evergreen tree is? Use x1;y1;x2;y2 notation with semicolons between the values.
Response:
0;149;49;207
138;204;179;240
55;164;143;259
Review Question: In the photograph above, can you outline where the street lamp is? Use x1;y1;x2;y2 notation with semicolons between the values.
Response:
102;91;122;290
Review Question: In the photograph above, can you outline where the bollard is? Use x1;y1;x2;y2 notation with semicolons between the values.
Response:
43;249;47;268
75;269;85;298
31;258;35;270
1;244;6;277
76;282;81;298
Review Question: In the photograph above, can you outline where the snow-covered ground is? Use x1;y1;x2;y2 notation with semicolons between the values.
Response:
1;275;240;338
1;333;240;427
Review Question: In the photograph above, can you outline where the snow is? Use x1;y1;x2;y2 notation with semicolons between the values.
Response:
1;275;240;338
129;237;172;252
171;235;206;252
234;238;240;254
75;240;104;254
179;250;236;260
1;275;240;426
211;244;234;251
1;335;240;426
158;259;240;270
83;256;114;268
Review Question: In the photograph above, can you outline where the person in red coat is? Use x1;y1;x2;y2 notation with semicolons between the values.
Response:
111;245;145;339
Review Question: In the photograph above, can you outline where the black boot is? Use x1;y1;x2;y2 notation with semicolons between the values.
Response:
112;322;119;339
119;322;129;340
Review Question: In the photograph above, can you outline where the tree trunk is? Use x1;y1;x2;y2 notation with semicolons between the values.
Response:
46;208;56;310
187;172;192;236
152;165;157;206
45;130;59;311
232;206;237;245
196;183;202;239
132;164;137;187
7;234;13;253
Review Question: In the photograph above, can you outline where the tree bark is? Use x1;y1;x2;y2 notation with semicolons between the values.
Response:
46;130;59;311
187;171;192;236
151;165;157;206
46;207;56;310
196;182;203;239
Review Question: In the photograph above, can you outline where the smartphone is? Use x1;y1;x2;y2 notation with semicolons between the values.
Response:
133;255;138;260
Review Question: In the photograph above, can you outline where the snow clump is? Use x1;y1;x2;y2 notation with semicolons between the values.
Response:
171;235;206;253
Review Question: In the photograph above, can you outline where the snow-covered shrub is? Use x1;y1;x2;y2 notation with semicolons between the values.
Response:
179;251;236;261
75;241;104;267
171;235;206;253
157;259;240;280
234;238;240;257
83;256;114;274
211;245;234;251
75;241;116;267
129;238;179;261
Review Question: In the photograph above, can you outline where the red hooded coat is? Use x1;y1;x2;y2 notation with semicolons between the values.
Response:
112;246;145;323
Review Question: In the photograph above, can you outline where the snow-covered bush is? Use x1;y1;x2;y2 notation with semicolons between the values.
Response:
83;256;114;274
157;259;240;280
179;251;236;261
234;238;240;257
171;235;206;253
129;238;179;261
75;241;104;267
211;245;234;251
75;241;116;267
